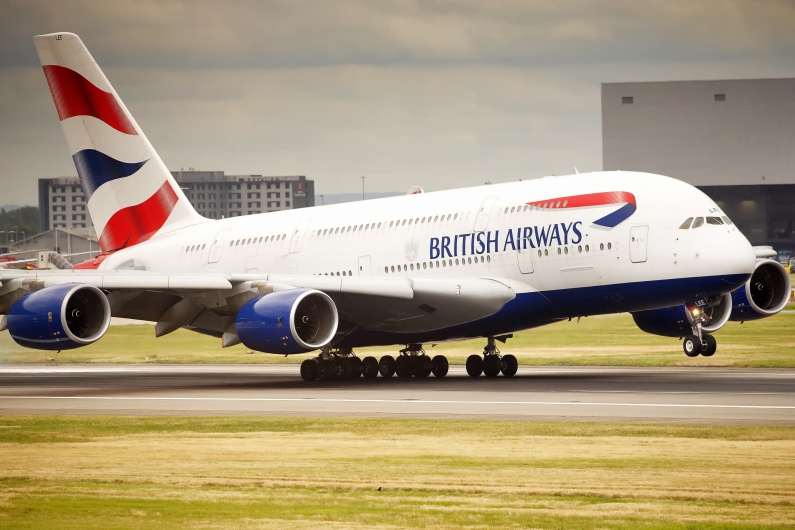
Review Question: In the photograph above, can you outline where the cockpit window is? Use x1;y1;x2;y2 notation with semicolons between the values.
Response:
706;216;724;225
721;216;733;225
692;217;705;228
679;217;694;229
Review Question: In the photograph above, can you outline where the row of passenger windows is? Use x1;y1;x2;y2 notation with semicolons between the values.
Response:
386;255;491;274
229;234;287;246
502;202;566;214
315;214;463;237
679;216;733;229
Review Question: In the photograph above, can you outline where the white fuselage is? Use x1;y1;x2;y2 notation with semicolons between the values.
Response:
95;171;755;346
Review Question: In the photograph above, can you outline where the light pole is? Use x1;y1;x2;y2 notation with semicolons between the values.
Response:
361;176;366;201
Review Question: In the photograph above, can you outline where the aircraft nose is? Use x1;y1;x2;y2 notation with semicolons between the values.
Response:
699;227;755;291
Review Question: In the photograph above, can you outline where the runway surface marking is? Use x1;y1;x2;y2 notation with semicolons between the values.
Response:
2;396;793;410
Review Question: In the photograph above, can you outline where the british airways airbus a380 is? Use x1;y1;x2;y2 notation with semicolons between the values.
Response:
0;33;789;381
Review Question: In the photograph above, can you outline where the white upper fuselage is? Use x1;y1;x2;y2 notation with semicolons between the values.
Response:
97;171;753;302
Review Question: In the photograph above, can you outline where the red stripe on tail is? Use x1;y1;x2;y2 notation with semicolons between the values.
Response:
98;182;179;252
42;65;137;135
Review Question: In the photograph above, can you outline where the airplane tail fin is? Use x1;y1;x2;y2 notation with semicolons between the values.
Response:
33;32;204;253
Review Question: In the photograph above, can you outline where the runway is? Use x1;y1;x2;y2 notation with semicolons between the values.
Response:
1;364;794;424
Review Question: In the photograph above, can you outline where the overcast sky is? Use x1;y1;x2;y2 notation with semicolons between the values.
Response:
0;0;793;205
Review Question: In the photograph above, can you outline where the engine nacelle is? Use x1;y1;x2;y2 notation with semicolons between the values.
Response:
631;292;732;337
236;289;339;354
7;284;111;350
730;259;791;321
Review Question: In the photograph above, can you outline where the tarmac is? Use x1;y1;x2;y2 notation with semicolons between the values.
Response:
1;364;794;424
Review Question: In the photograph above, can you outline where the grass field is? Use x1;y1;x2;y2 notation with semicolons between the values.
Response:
2;311;795;367
0;416;793;529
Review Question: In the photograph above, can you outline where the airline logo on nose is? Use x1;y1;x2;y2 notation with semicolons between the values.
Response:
527;191;636;228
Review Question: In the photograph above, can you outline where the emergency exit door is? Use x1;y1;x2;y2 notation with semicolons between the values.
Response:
630;225;649;263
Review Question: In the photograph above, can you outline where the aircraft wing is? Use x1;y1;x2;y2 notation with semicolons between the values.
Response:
0;269;524;338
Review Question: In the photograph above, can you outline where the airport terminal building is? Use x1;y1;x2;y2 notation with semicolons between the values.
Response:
38;171;314;233
602;78;795;247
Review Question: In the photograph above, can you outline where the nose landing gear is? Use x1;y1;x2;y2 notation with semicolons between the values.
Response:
466;336;518;378
682;304;718;358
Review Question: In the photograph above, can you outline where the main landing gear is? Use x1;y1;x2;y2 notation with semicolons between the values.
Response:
465;336;518;378
300;344;449;382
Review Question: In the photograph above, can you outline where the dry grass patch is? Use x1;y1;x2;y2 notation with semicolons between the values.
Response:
0;416;794;528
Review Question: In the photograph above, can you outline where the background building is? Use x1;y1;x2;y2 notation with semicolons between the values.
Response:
39;171;314;232
602;78;795;246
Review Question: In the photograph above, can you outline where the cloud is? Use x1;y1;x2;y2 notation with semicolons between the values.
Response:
0;0;793;205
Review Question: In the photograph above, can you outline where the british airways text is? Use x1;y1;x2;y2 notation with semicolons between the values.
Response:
429;222;583;259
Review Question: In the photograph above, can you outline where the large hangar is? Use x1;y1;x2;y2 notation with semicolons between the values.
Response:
602;78;795;247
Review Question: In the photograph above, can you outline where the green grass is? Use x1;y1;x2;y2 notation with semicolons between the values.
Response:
3;312;795;367
1;416;794;529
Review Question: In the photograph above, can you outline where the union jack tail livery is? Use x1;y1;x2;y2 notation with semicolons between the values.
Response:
33;32;203;252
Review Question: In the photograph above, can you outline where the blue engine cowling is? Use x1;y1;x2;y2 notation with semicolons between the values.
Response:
631;292;732;337
8;283;111;350
730;259;791;321
236;288;339;354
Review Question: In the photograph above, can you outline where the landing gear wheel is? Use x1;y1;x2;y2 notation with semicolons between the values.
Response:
501;354;518;377
362;356;379;378
683;335;700;357
343;357;362;380
431;355;449;378
466;354;483;377
395;356;413;379
483;355;501;377
300;359;318;382
379;355;396;378
701;335;717;357
415;355;433;378
317;360;335;381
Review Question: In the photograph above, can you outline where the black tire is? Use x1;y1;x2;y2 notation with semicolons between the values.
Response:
343;357;362;379
317;360;335;381
395;356;413;378
701;335;717;357
431;355;449;378
300;359;318;382
362;356;379;378
466;354;483;377
683;335;700;357
483;355;501;377
416;355;433;378
501;354;518;377
379;355;396;378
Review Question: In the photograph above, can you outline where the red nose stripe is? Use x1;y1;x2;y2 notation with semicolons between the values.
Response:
42;65;137;135
98;182;178;252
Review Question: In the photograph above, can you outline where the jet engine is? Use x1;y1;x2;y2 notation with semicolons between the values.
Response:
7;283;111;350
235;289;339;354
631;292;732;337
730;259;791;321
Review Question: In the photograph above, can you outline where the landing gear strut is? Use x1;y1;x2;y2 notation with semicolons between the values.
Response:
682;304;718;358
466;336;517;378
391;344;447;379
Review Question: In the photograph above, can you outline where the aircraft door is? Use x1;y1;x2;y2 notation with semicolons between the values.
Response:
207;228;231;264
630;225;649;263
289;218;313;254
358;255;372;276
517;246;534;274
474;196;498;232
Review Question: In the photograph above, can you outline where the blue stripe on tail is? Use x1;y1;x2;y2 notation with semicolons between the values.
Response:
72;149;149;200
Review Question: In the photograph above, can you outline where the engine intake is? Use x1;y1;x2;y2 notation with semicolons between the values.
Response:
236;289;339;354
730;259;791;321
632;292;732;337
8;283;111;350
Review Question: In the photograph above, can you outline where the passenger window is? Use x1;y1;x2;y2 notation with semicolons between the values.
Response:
721;216;733;225
679;217;694;229
706;216;723;225
692;217;705;228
